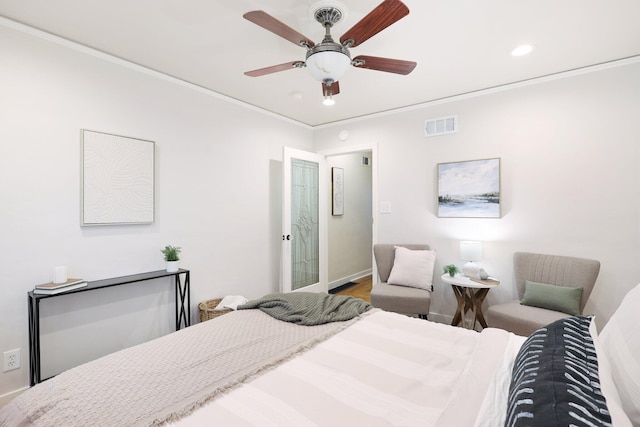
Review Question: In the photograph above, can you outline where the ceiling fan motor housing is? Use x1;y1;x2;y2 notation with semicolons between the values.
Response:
306;6;352;85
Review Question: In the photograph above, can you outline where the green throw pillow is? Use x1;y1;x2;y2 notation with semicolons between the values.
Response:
520;280;583;315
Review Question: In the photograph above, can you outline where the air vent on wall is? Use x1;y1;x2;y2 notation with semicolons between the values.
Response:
424;115;457;137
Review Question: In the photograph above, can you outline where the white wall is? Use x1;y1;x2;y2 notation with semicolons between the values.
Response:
2;16;639;401
314;61;640;328
0;24;312;396
327;152;373;288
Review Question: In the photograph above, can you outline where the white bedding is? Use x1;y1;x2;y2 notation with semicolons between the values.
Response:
3;299;633;426
473;332;527;427
171;310;523;427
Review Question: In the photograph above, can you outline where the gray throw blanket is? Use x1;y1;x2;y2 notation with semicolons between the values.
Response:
0;309;362;426
239;292;371;325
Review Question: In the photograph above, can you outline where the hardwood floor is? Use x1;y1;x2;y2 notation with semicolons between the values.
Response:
333;275;372;303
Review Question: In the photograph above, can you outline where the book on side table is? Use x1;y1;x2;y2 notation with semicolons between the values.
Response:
470;277;500;285
34;278;88;295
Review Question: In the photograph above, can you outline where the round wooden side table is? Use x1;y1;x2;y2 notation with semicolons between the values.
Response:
441;273;500;330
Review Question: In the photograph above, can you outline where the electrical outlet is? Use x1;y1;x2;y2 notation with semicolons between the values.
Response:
3;349;20;372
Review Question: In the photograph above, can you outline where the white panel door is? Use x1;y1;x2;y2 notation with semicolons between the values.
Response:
281;147;327;293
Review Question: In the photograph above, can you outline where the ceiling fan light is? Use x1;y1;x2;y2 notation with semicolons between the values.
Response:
306;50;351;83
323;96;335;106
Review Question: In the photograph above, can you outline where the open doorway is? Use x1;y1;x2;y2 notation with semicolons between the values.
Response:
322;145;376;292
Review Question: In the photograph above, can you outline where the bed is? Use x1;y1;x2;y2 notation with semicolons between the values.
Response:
1;288;638;427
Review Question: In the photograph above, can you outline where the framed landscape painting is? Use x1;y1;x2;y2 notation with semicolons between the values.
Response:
437;158;501;218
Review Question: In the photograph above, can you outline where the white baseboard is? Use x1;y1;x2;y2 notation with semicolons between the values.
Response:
0;386;28;408
328;269;372;291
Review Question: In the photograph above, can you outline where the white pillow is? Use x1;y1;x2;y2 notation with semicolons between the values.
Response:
214;295;248;311
386;246;436;290
599;283;640;425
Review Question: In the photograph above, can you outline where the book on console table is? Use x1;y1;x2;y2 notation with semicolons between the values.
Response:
470;277;500;285
34;278;88;294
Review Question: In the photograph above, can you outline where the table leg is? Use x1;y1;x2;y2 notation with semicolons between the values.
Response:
185;271;191;326
451;285;466;328
175;275;189;330
472;288;490;329
174;277;179;330
28;294;35;386
28;295;41;385
174;271;191;330
452;285;491;330
464;288;474;324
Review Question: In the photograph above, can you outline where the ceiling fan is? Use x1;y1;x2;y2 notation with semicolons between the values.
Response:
243;0;417;104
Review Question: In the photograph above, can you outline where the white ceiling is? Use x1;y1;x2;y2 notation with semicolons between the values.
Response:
1;0;639;127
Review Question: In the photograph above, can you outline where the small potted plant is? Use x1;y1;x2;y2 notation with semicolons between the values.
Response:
161;245;181;272
443;264;459;277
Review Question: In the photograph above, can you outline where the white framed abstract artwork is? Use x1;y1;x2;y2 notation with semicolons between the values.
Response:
332;167;344;216
437;158;501;218
81;130;155;226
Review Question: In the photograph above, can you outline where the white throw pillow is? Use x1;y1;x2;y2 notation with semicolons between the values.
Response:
599;283;640;425
386;246;436;290
214;295;248;311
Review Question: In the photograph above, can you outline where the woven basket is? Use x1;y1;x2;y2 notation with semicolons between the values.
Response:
198;298;232;322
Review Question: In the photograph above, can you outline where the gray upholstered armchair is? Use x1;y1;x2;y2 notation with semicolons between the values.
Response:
371;244;432;319
486;252;600;336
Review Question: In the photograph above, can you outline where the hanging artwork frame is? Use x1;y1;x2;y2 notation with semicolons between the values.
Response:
331;167;344;216
81;129;155;226
437;158;501;218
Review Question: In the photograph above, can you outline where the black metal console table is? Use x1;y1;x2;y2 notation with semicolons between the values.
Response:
28;269;190;386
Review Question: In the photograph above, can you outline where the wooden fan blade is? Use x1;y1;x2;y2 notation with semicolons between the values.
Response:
339;0;409;48
244;11;315;48
322;81;340;97
352;55;416;75
244;61;304;77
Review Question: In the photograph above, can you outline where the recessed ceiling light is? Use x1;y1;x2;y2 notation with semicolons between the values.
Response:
511;44;535;57
289;91;304;100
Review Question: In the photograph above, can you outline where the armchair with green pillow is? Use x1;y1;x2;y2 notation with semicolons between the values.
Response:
486;252;600;336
